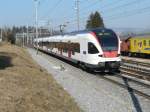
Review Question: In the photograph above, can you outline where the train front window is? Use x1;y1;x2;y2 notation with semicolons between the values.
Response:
95;30;118;51
88;42;99;54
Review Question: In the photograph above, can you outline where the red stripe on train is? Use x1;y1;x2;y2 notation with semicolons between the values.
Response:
103;51;118;58
90;32;99;43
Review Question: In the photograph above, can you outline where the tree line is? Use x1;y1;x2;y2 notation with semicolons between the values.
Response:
0;11;104;44
0;26;32;44
86;11;104;29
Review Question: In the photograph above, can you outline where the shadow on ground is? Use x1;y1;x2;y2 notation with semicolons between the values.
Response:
122;77;143;112
0;53;13;69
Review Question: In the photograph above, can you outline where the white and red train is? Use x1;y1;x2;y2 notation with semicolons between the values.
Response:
34;28;121;71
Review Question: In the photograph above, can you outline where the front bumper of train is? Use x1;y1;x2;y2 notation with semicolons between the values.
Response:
85;61;121;70
99;61;121;69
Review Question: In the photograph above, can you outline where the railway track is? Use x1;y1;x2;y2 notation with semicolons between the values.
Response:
107;59;150;100
33;48;150;101
97;73;150;100
120;60;150;81
122;58;150;68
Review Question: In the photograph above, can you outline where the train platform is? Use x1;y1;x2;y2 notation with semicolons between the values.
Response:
121;56;150;64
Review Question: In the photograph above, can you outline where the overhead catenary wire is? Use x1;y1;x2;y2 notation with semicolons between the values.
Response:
52;5;150;31
78;0;145;18
79;0;122;16
55;0;122;23
51;0;126;26
40;0;47;5
41;0;122;27
42;0;64;19
100;0;145;14
62;0;147;26
105;6;150;21
67;0;145;24
40;0;150;32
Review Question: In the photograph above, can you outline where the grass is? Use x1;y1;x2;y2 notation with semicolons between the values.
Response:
0;43;81;112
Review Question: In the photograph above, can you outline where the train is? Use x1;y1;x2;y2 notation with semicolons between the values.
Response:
34;28;121;72
121;35;150;58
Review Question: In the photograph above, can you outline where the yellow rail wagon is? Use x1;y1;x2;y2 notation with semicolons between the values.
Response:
129;35;150;57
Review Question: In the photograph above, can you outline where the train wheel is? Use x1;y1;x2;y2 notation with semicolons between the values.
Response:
80;63;86;71
128;52;132;57
113;69;120;73
86;67;95;73
76;61;80;68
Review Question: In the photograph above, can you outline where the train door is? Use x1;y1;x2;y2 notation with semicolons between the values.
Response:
68;50;71;58
60;47;62;55
80;39;88;62
60;49;62;55
68;41;71;58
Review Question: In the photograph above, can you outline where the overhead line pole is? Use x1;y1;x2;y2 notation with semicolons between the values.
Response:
34;0;39;54
75;0;80;31
27;24;29;45
35;0;38;44
0;28;2;42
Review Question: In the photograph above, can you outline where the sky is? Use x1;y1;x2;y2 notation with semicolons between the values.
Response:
0;0;150;32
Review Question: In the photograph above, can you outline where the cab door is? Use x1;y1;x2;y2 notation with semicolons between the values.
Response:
80;39;87;62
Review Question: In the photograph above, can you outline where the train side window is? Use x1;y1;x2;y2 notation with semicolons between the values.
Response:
63;43;68;53
74;43;80;53
134;40;136;46
44;41;48;46
88;42;99;54
70;43;75;55
42;42;44;46
49;42;51;48
143;40;146;46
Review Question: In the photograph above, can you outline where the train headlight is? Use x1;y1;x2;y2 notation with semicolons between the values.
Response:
117;54;120;57
98;54;103;57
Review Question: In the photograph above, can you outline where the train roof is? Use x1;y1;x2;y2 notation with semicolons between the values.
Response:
131;35;150;38
65;27;115;35
121;35;150;41
35;28;116;42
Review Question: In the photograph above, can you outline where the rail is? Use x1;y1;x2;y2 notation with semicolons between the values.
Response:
120;59;150;81
122;58;150;68
33;48;150;100
95;71;150;100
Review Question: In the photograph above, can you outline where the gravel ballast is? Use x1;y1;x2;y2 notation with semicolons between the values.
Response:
28;48;150;112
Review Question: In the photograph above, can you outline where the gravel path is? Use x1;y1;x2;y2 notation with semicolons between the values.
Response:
28;48;150;112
